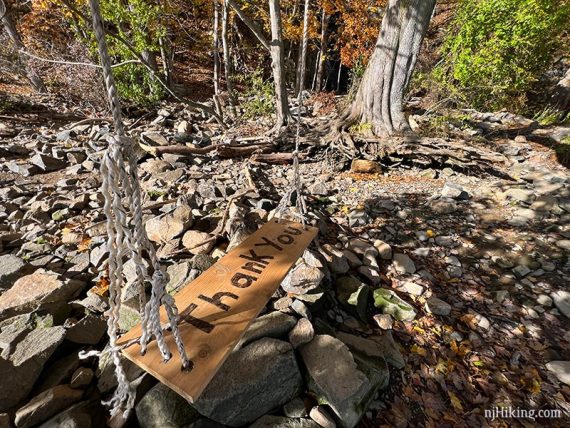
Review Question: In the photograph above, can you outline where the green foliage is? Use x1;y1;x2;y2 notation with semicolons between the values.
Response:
68;0;166;104
434;0;570;112
238;68;275;119
555;137;570;165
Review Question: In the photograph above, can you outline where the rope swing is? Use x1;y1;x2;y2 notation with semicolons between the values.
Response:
84;0;309;418
84;0;190;417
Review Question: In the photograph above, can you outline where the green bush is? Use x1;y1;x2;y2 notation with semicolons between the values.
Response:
434;0;570;112
238;68;275;119
69;0;166;104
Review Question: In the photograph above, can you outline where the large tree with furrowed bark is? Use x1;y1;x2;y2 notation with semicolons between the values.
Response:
336;0;436;137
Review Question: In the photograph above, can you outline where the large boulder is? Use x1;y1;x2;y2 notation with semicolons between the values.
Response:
0;327;66;411
237;311;297;348
192;338;302;426
299;335;389;428
0;254;28;289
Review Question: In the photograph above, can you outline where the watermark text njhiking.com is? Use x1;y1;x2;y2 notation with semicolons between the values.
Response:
485;407;566;421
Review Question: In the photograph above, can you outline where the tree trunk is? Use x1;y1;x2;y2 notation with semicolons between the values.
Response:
268;0;291;127
294;0;310;95
222;0;237;116
212;0;222;116
0;0;46;92
314;9;329;91
340;0;435;136
226;0;270;51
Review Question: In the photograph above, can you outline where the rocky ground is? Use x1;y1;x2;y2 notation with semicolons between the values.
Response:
0;98;569;428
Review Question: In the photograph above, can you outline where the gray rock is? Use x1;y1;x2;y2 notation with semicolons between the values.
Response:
30;153;66;172
146;207;192;244
193;338;302;426
551;290;570;319
392;253;416;274
348;209;370;228
398;281;424;296
512;265;531;278
65;314;106;345
36;353;80;392
0;254;27;289
89;244;108;268
299;335;389;428
0;327;66;411
70;367;94;389
238;311;297;348
289;318;314;348
336;331;404;370
309;182;329;196
373;240;392;260
309;406;336;428
356;266;380;286
38;400;104;428
166;261;193;294
281;259;325;295
251;415;319;428
97;346;143;394
434;235;455;247
320;244;349;275
545;361;570;386
429;198;457;214
425;297;452;316
0;269;84;321
556;239;570;251
373;314;393;330
441;183;469;200
504;188;535;204
136;382;198;428
15;384;83;428
283;397;308;418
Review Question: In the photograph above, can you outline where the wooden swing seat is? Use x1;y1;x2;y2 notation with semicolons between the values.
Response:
118;219;317;403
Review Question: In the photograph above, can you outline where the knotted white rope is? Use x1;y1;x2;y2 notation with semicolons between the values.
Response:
87;0;190;418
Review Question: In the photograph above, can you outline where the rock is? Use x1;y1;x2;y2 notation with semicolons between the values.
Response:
291;299;311;319
348;209;370;228
429;198;457;214
193;338;302;426
537;294;552;307
89;244;108;268
0;270;84;321
435;235;455;247
145;207;192;243
238;311;297;348
0;254;27;289
35;353;80;392
545;361;570;386
374;240;392;260
320;244;349;275
165;261;193;294
65;314;106;345
251;415;319;428
136;382;198;428
495;290;509;304
30;153;66;172
289;318;314;348
556;239;570;251
70;367;94;389
309;406;336;428
15;384;83;428
425;297;452;316
512;265;531;278
398;281;424;296
551;290;570;319
0;327;66;411
373;289;416;321
38;401;105;428
373;314;393;330
336;331;404;370
0;314;32;356
392;253;416;274
350;160;381;174
345;285;368;324
356;266;380;286
182;230;214;255
281;259;325;295
283;397;308;418
97;346;143;394
504;188;536;204
309;182;329;196
441;183;469;200
300;335;388;428
0;414;10;428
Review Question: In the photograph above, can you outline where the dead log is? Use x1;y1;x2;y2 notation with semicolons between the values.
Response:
140;141;275;158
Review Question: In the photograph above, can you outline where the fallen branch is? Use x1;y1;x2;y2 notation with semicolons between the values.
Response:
250;152;306;164
140;142;274;158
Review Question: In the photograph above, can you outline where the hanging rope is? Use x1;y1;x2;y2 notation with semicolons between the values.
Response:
85;0;190;418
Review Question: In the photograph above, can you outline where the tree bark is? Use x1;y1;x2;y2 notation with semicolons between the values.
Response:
294;0;310;95
0;0;46;92
339;0;435;136
213;0;222;116
268;0;291;127
314;9;329;91
221;0;237;116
